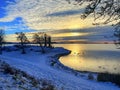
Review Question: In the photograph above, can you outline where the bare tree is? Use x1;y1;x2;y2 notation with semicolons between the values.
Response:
66;0;119;25
16;32;29;54
42;33;52;48
44;33;47;47
48;36;52;48
32;33;45;53
0;29;5;54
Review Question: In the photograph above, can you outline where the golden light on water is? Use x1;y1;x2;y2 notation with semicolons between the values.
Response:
59;44;102;71
59;44;85;69
58;44;120;73
60;56;82;69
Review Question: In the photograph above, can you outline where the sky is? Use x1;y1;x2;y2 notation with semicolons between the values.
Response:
0;0;115;43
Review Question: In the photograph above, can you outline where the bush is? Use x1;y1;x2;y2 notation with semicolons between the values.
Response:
13;45;21;48
88;73;94;80
41;84;54;90
97;73;120;86
41;80;55;90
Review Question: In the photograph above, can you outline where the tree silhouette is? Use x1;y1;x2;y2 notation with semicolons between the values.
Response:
67;0;120;45
0;29;5;54
16;32;29;54
44;33;47;47
48;36;52;48
32;33;45;53
66;0;119;25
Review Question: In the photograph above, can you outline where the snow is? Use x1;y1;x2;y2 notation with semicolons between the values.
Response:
0;60;54;90
0;46;120;90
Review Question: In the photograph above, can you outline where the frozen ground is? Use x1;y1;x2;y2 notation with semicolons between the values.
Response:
0;60;54;90
0;46;120;90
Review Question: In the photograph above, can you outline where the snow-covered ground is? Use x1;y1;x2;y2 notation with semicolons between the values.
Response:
0;60;54;90
0;46;120;90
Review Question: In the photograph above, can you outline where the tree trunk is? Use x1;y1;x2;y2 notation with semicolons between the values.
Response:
44;36;47;47
21;42;26;54
48;37;51;48
39;43;45;53
0;45;2;54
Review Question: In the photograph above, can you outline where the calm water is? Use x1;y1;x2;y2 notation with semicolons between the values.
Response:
54;44;120;74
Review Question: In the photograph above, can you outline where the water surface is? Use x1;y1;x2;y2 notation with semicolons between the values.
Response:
54;44;120;74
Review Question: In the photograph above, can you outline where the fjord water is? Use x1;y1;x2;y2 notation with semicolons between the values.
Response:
54;44;120;74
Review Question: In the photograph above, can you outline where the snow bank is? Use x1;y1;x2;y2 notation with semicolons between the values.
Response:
0;60;55;90
0;46;120;90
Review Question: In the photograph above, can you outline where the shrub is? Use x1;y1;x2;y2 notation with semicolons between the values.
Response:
88;73;94;80
41;80;55;90
13;44;21;48
41;84;54;90
97;73;120;86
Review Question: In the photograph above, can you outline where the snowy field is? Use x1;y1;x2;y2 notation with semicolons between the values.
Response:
0;60;54;90
0;46;120;90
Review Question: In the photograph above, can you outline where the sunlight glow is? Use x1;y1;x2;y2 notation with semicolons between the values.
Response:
59;44;85;69
52;32;89;37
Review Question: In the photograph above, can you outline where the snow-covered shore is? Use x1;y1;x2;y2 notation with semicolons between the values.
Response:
0;60;55;90
0;46;120;90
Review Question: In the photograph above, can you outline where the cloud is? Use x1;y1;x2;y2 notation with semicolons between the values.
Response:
0;17;35;34
0;0;85;31
45;9;84;17
53;26;115;42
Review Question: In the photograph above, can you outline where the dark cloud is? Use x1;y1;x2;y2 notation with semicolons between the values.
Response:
45;9;83;17
49;28;95;34
48;26;111;34
51;26;115;42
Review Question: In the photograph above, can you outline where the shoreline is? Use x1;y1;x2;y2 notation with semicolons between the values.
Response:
0;45;120;89
49;48;120;87
50;47;120;75
48;48;97;80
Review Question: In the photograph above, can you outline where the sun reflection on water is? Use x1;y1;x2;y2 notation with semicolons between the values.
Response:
58;44;120;74
59;44;86;70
